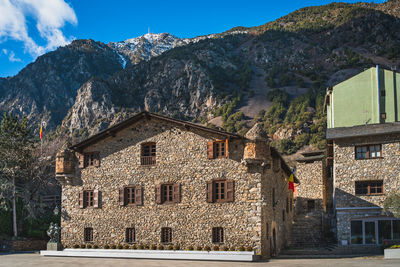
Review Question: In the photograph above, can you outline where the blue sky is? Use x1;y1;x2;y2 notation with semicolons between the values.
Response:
0;0;386;77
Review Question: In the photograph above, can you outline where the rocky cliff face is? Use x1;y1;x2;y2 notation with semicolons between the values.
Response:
2;1;400;155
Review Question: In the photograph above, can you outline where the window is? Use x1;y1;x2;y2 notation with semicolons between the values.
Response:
79;190;100;208
207;140;228;159
206;180;234;203
119;186;143;206
307;200;315;212
78;152;100;168
351;221;362;244
141;142;156;165
355;145;382;159
355;180;383;195
161;227;172;243
155;183;180;204
126;228;135;243
381;113;386;120
282;210;285;221
266;223;269;239
84;227;93;242
212;227;224;243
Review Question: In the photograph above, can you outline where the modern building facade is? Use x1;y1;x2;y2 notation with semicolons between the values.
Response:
55;111;296;258
325;66;400;246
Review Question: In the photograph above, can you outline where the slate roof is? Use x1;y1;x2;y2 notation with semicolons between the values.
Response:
326;122;400;140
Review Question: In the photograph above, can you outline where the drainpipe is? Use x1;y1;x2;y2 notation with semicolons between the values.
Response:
377;65;381;123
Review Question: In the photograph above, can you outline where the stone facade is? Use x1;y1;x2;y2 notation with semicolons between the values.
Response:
57;113;294;258
333;133;400;244
291;152;333;247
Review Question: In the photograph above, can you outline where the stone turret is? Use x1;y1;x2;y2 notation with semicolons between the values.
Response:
55;143;76;185
243;123;270;162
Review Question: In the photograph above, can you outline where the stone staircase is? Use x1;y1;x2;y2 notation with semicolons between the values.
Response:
289;211;324;248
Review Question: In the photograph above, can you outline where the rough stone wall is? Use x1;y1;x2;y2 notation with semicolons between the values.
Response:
295;160;324;213
333;133;400;243
60;118;292;257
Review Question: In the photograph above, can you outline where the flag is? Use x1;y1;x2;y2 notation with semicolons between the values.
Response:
40;122;43;140
288;173;294;192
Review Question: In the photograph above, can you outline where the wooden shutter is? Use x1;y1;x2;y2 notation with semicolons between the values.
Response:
119;187;125;206
79;191;84;208
225;139;229;158
226;180;234;202
93;152;100;167
155;184;162;204
206;181;214;203
207;141;214;159
93;189;100;208
135;186;143;206
78;154;85;168
172;183;180;203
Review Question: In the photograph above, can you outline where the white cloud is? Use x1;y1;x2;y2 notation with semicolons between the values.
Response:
0;0;77;57
2;48;22;62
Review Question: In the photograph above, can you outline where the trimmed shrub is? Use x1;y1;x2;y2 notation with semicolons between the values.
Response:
73;244;80;249
204;246;211;251
213;245;219;251
144;244;150;250
173;245;180;250
138;244;144;249
158;245;164;250
93;245;99;249
86;244;92;249
104;245;110;249
246;246;253;251
229;247;236;251
150;244;157;250
222;246;229;251
111;244;117;249
80;244;86;249
131;244;137;250
167;245;174;250
238;246;245;251
188;246;194;251
117;244;123;249
123;244;129;249
196;246;203;251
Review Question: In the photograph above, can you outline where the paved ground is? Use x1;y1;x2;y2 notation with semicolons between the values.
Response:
1;253;400;267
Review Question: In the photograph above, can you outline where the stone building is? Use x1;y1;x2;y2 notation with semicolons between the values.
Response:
55;111;297;258
325;66;400;247
290;151;333;247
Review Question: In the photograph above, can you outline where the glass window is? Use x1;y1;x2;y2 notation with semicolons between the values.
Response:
393;220;400;240
365;221;376;244
378;220;392;244
351;220;363;244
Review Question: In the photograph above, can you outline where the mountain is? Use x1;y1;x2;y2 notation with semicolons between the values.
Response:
2;1;400;155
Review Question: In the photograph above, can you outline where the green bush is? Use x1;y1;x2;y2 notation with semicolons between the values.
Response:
204;246;211;251
131;244;137;250
222;246;229;251
173;245;180;250
111;244;117;249
86;244;92;249
238;246;245;251
246;246;253;251
73;244;80;249
138;244;144;249
167;245;174;250
188;246;194;251
150;244;157;250
117;244;123;249
158;245;164;250
213;245;219;251
80;244;86;249
196;246;202;251
93;245;99;249
104;245;110;249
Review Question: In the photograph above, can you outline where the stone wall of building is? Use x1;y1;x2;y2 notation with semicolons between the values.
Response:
60;118;293;258
333;133;400;243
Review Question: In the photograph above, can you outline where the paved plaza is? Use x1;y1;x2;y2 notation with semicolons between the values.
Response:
1;253;400;267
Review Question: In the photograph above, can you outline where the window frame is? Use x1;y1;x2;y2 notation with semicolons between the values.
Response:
141;142;156;166
84;190;94;208
206;179;234;203
125;187;136;205
161;227;172;244
355;144;382;159
161;184;174;204
84;227;93;242
213;141;226;158
125;227;136;243
355;180;384;196
212;227;224;243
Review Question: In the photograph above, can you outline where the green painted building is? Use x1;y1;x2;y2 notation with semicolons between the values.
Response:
325;66;400;128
